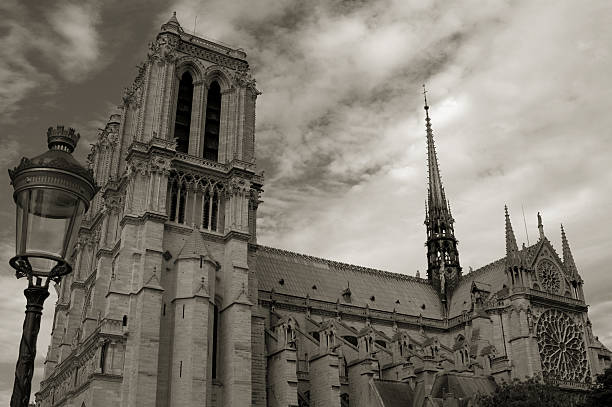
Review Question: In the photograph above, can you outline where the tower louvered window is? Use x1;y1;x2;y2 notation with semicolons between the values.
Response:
203;81;221;161
174;72;194;153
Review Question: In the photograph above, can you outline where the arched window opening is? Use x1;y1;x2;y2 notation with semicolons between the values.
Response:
341;392;350;407
342;335;358;347
174;72;194;153
202;189;210;228
212;303;219;379
211;190;219;231
177;185;186;223
375;339;387;348
122;315;128;326
100;342;109;373
168;180;187;224
169;181;178;221
202;188;220;231
203;81;221;161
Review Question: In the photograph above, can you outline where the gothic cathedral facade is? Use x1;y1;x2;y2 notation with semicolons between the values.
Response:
37;14;610;407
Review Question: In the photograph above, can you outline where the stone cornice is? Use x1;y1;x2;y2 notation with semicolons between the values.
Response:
224;229;251;242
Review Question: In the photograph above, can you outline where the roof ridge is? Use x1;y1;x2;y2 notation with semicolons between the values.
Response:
463;242;540;279
256;245;429;284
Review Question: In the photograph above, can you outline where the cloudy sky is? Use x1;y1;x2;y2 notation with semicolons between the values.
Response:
0;0;611;402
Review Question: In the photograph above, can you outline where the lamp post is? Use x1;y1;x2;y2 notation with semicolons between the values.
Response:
7;126;97;407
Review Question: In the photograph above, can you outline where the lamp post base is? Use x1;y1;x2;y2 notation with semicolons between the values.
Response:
10;278;50;407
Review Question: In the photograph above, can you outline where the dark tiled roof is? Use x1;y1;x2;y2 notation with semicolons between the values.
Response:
430;372;497;399
449;258;507;318
449;243;542;317
373;379;414;407
253;245;443;319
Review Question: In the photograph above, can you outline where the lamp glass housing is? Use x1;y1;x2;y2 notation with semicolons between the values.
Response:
15;187;85;275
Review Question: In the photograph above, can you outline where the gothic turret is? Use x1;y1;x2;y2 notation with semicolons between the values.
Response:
505;205;522;267
561;224;578;277
561;224;585;300
504;206;529;288
423;86;461;305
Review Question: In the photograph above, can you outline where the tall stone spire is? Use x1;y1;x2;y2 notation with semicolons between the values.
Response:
422;86;461;305
561;224;578;277
424;85;448;215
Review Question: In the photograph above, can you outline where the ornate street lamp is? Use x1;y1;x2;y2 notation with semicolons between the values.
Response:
7;126;97;407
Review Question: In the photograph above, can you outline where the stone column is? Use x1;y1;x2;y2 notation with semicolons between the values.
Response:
267;347;298;407
309;353;341;407
347;358;378;407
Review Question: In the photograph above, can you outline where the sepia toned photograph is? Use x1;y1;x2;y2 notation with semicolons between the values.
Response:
0;1;610;406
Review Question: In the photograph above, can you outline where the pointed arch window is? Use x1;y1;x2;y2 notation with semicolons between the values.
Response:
203;81;221;161
174;72;194;153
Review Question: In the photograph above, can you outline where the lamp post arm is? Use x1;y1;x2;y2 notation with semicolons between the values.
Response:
10;281;50;407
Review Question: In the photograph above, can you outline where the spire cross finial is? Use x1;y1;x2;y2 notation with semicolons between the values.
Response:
422;84;430;116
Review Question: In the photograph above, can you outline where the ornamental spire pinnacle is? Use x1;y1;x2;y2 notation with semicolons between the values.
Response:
161;11;183;34
561;224;579;277
423;85;448;214
505;205;521;266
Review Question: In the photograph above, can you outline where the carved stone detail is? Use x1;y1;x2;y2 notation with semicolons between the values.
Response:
148;34;179;63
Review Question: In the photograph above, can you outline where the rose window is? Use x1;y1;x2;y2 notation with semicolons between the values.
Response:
536;259;561;293
536;309;589;382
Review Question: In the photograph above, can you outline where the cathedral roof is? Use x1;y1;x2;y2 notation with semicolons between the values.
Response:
430;372;497;400
176;228;218;267
448;244;540;317
372;379;415;406
448;257;508;318
252;245;443;319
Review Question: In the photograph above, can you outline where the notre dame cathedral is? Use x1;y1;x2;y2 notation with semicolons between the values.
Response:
36;13;611;407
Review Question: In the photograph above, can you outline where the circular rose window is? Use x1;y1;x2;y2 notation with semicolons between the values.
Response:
536;259;561;293
536;309;589;382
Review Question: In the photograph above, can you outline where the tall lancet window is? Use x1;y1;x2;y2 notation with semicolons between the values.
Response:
174;72;194;153
203;81;221;161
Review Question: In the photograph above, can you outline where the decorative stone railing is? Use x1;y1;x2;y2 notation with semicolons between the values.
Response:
100;317;124;336
545;378;592;390
174;152;227;171
181;32;247;59
527;288;585;306
508;287;586;308
261;290;449;330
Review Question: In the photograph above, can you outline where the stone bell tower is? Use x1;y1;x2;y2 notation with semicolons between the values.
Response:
37;12;262;407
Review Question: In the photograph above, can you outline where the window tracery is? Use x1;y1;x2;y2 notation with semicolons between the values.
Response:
536;309;589;382
167;171;225;229
536;259;561;293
